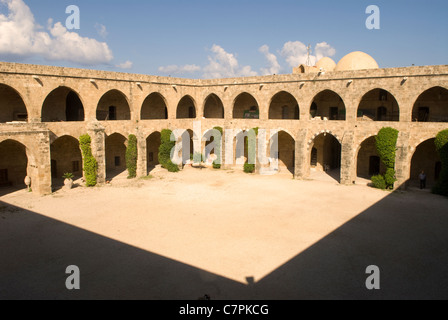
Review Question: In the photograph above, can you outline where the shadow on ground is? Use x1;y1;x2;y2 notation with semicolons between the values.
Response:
0;184;447;300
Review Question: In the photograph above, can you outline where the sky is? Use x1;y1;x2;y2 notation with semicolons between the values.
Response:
0;0;447;78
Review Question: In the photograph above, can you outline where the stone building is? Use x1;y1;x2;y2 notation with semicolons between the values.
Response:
0;51;447;195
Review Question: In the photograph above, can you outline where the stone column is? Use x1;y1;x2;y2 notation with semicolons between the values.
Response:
87;121;106;184
340;131;356;185
395;131;411;190
294;129;309;179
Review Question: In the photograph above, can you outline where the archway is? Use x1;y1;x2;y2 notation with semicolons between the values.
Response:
0;84;28;123
177;96;196;119
204;94;224;119
105;133;127;179
97;90;131;121
42;87;85;122
410;139;441;188
356;136;385;180
233;93;259;119
50;136;82;189
310;90;346;120
309;133;341;182
270;131;295;174
141;93;168;120
0;140;28;189
357;89;399;121
412;87;448;122
146;132;161;171
269;91;300;120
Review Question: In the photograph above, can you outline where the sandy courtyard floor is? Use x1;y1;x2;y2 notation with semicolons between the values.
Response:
1;167;447;300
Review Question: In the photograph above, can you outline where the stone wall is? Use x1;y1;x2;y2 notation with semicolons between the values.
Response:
0;61;447;194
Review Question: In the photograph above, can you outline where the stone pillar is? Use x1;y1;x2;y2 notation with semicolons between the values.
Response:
340;131;356;185
137;130;147;177
34;131;52;195
294;129;309;179
395;131;411;190
87;121;106;184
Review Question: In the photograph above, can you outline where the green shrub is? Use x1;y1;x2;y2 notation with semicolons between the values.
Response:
126;134;138;179
371;175;386;190
159;129;179;173
374;127;399;189
244;162;255;174
79;134;98;187
433;129;448;196
384;167;397;188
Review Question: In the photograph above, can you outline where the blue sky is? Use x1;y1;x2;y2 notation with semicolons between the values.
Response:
0;0;447;78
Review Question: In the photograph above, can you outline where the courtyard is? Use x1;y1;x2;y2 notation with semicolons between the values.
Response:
0;167;447;300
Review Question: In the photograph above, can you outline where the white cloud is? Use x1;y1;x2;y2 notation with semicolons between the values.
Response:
202;44;257;78
95;23;108;38
259;44;281;75
116;60;133;69
158;64;201;74
0;0;113;65
315;42;336;61
280;41;336;68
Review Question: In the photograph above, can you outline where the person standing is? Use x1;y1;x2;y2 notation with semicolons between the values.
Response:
419;170;427;189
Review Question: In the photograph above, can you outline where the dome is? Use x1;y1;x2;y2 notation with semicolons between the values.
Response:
335;51;379;72
315;57;336;72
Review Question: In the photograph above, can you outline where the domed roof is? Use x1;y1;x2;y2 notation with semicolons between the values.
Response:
335;51;379;72
315;57;336;72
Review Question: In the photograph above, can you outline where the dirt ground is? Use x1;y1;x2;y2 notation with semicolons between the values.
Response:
1;166;447;300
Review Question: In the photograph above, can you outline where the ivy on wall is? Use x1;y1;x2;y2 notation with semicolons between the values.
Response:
433;129;448;196
159;129;180;173
126;134;138;179
79;134;98;187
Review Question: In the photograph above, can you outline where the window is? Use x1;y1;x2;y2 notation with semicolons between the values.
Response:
379;90;388;101
377;106;387;121
188;106;195;119
330;107;339;120
369;156;381;176
417;107;429;122
115;156;121;167
0;169;8;185
109;106;117;120
148;152;154;163
282;106;289;120
311;148;318;166
72;161;80;173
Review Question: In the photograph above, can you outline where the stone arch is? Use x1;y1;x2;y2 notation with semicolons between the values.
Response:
409;138;440;188
42;86;85;122
97;90;131;121
0;83;28;123
233;92;259;119
309;90;346;120
0;139;28;188
412;86;448;122
50;135;82;189
270;130;296;174
146;131;161;170
177;95;196;119
356;136;385;179
269;91;300;120
308;132;342;182
357;88;399;122
141;92;168;120
105;133;127;179
203;94;224;119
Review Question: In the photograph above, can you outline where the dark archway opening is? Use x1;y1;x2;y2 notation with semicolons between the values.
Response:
412;87;448;122
269;92;299;120
141;93;168;120
0;84;28;123
97;90;131;121
310;90;346;120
